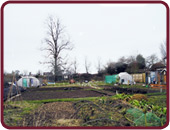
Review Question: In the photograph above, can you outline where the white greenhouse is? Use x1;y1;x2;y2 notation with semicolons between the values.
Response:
118;72;134;85
17;76;40;87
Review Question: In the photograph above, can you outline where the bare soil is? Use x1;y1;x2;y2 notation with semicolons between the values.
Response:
20;87;108;100
100;86;160;94
22;102;78;126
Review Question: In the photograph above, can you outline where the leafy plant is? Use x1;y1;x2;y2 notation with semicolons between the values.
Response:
130;100;140;107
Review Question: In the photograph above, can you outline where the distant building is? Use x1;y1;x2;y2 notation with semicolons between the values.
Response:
150;62;166;71
43;72;53;76
42;72;54;82
145;62;166;85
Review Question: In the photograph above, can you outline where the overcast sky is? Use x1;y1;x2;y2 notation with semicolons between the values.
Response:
4;3;166;74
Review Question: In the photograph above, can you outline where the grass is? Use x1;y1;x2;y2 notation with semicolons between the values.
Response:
146;92;166;96
25;96;111;104
147;94;167;107
45;81;110;88
46;82;81;87
119;84;146;88
143;91;167;107
3;101;41;126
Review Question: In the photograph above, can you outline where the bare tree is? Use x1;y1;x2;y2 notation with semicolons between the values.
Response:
73;57;78;74
63;61;73;75
118;56;127;63
145;54;159;69
126;55;136;64
97;57;102;73
84;57;91;74
160;40;166;59
42;16;73;82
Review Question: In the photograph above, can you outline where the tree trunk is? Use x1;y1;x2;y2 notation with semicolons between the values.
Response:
54;55;57;82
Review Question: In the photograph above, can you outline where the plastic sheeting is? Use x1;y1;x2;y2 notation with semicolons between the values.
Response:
105;75;118;83
17;76;40;87
118;72;134;85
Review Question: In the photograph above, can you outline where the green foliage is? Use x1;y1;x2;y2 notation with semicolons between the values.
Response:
114;94;132;101
130;100;140;107
136;54;145;69
25;96;108;104
147;95;166;107
127;94;167;126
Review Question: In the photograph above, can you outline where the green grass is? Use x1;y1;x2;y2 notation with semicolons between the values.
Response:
3;101;41;126
146;92;166;96
147;94;167;107
25;96;110;103
119;84;146;88
48;82;69;86
46;82;82;87
44;84;81;88
46;81;110;87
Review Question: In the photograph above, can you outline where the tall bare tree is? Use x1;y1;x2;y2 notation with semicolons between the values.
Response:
145;54;159;69
84;57;91;74
42;16;73;82
73;57;78;74
97;57;102;74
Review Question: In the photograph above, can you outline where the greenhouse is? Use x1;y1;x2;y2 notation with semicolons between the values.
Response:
17;76;40;87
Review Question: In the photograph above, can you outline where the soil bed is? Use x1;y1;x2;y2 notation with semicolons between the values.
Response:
102;86;160;94
27;86;84;91
20;87;108;100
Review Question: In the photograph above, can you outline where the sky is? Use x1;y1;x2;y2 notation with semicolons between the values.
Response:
4;3;166;74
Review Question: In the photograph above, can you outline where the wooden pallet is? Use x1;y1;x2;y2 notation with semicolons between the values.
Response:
150;84;167;89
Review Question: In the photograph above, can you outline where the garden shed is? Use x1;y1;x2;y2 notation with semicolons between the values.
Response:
131;73;145;83
118;72;134;85
17;76;40;87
